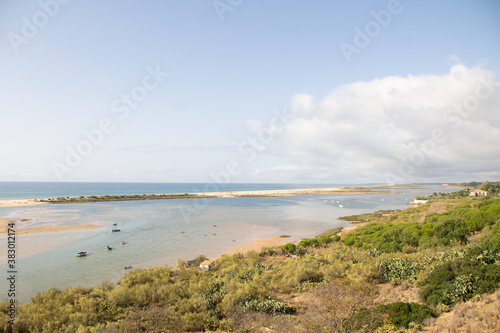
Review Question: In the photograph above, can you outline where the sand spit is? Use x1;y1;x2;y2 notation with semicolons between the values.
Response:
0;199;46;208
38;186;391;204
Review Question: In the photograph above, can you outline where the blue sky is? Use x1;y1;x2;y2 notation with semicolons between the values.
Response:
1;0;499;184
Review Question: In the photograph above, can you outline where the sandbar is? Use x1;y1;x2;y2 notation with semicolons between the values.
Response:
39;186;392;204
0;217;103;236
191;186;384;198
0;186;392;207
0;199;46;208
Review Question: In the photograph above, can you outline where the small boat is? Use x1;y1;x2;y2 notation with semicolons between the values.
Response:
76;251;87;257
107;245;112;250
121;241;126;245
124;266;132;269
113;223;118;226
112;228;121;232
339;204;343;208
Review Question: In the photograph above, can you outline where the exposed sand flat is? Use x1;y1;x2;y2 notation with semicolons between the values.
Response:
192;186;386;198
0;218;13;235
227;236;298;255
13;223;104;236
0;217;104;236
0;199;46;208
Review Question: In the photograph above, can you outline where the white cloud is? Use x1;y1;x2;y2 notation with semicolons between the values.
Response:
268;64;500;183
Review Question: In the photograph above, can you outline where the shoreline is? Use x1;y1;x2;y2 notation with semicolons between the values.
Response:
0;185;395;207
226;236;299;255
199;220;368;265
213;217;372;259
0;199;47;208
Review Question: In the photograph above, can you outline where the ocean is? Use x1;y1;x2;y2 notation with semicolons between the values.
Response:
0;182;455;303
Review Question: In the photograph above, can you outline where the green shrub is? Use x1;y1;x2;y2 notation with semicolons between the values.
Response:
376;302;436;328
343;234;356;246
419;259;500;306
318;236;334;245
377;258;422;282
433;217;469;245
282;243;297;254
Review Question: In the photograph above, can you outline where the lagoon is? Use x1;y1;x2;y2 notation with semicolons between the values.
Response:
0;184;454;303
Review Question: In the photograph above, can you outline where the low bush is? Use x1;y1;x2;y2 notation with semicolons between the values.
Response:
376;302;436;328
242;297;295;315
282;243;296;254
419;259;500;306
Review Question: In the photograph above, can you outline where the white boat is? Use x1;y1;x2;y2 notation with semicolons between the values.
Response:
76;251;87;257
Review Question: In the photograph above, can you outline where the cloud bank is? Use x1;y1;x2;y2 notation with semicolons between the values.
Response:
253;64;500;183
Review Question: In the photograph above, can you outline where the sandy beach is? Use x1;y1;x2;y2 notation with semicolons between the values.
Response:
339;222;368;237
190;186;385;198
0;199;47;208
228;236;299;255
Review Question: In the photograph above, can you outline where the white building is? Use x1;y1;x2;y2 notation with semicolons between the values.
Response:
469;190;488;196
200;259;214;271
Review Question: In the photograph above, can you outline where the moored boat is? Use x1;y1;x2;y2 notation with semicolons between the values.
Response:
112;228;121;232
76;251;87;257
107;245;112;250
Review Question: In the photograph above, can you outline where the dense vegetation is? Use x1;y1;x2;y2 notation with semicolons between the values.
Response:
1;189;500;332
452;181;500;194
41;193;219;204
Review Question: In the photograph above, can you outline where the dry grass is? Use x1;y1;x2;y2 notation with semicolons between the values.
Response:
418;200;464;222
373;282;422;305
422;290;500;332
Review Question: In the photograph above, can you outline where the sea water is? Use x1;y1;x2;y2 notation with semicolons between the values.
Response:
0;184;455;303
